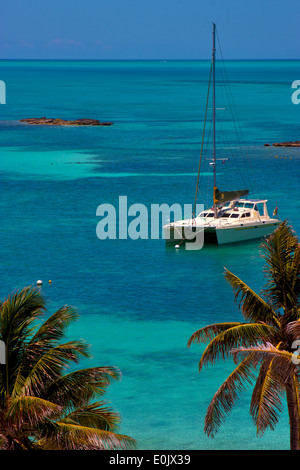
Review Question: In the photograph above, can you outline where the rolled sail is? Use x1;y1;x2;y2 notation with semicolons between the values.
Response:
214;188;249;204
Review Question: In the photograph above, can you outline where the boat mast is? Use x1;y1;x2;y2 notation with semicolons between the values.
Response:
212;22;217;217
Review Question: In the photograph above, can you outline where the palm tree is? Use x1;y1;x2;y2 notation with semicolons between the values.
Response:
188;221;300;450
0;286;136;450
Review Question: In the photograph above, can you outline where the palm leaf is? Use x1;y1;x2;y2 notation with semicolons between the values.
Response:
45;366;121;408
29;305;79;348
187;322;242;347
224;268;279;326
22;341;90;396
260;221;300;312
250;355;285;434
231;343;297;382
198;323;276;371
38;420;137;450
0;286;136;449
0;434;10;450
61;401;121;431
0;287;46;343
286;374;300;448
11;307;83;398
0;287;46;397
204;354;256;437
6;396;62;428
284;317;300;343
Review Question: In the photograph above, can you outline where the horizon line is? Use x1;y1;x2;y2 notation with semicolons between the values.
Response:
0;58;299;61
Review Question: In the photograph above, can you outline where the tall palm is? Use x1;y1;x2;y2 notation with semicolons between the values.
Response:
188;221;300;450
0;286;136;450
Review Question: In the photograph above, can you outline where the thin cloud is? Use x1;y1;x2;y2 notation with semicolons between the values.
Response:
47;38;82;48
0;40;34;49
19;39;34;48
94;40;112;51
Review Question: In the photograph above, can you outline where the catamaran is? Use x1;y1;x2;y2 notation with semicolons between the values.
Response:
163;23;280;245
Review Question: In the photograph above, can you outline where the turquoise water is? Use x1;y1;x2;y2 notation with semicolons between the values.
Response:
1;60;300;449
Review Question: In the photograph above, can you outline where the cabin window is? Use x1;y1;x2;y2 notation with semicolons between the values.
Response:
245;203;254;209
221;213;230;218
207;213;214;217
235;202;244;208
201;213;208;217
230;214;239;218
246;212;250;217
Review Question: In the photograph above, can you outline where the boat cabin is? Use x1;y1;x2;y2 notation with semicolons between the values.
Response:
198;199;270;221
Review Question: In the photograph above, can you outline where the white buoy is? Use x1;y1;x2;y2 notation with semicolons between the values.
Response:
37;280;43;286
175;244;180;249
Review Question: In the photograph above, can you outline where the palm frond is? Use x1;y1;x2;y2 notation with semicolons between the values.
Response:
250;355;285;435
284;317;300;345
0;287;46;357
6;396;62;428
231;343;297;382
61;401;121;432
286;374;300;448
0;287;47;397
260;221;300;312
187;322;242;347
0;286;46;343
0;434;10;450
198;323;276;371
224;268;279;326
29;305;79;348
11;307;82;398
0;287;136;449
204;354;256;437
22;340;90;396
37;420;137;450
45;366;121;409
289;242;300;297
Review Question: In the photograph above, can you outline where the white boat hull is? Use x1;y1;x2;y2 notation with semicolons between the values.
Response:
215;221;279;244
164;220;280;245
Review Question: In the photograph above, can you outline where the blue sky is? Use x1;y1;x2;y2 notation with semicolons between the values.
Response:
1;0;299;60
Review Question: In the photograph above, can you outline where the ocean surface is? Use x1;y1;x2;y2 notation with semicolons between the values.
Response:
1;59;300;450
